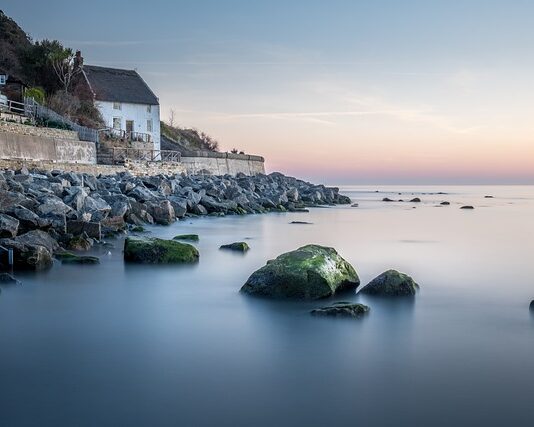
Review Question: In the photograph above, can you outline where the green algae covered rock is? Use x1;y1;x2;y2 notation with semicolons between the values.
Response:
220;242;249;252
56;251;100;265
311;302;370;319
124;237;199;264
359;269;419;296
240;244;359;300
173;234;199;242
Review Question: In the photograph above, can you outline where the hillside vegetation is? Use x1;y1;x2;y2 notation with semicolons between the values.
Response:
161;122;219;152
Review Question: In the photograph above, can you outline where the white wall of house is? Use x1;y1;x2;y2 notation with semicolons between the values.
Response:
97;101;161;150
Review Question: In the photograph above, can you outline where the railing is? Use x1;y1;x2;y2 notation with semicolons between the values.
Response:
23;97;99;145
112;147;181;164
102;128;151;143
0;98;30;116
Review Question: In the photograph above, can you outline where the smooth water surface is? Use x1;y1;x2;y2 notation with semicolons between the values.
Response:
1;185;534;426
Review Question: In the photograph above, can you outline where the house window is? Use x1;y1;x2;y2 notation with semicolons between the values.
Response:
113;117;121;130
147;105;151;113
113;102;122;110
147;119;153;132
0;75;6;85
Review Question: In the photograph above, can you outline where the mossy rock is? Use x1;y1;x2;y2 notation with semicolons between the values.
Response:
56;251;100;265
241;244;359;300
359;269;419;296
67;236;92;251
311;302;370;318
131;226;146;233
173;234;199;242
124;237;199;264
220;242;249;252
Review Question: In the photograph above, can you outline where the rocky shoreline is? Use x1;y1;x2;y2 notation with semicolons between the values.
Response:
0;168;350;271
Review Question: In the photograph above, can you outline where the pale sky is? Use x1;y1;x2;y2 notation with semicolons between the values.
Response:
6;0;534;183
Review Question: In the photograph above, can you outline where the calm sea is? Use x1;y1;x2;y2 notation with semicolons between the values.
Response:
1;185;533;427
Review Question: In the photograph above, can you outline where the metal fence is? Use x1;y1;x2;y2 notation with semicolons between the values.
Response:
112;147;181;164
23;97;99;144
101;127;152;143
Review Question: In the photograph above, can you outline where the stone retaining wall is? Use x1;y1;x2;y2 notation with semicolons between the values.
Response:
0;120;79;140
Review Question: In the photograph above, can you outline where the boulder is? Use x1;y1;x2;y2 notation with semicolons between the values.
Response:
82;196;111;222
440;201;450;206
67;235;93;251
410;197;421;203
173;234;199;242
382;197;394;202
0;239;53;271
0;272;21;285
123;237;199;264
147;200;176;225
0;190;35;211
0;213;19;238
460;205;474;210
9;205;50;232
220;242;249;252
15;230;59;254
311;302;370;318
241;244;359;300
167;196;188;218
359;270;419;296
55;251;100;265
36;196;72;217
67;220;102;240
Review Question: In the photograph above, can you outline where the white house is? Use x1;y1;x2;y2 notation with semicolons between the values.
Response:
80;64;161;150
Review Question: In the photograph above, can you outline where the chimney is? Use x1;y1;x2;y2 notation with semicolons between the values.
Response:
74;50;84;70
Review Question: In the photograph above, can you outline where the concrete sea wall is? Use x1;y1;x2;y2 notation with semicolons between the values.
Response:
0;128;266;176
0;131;97;165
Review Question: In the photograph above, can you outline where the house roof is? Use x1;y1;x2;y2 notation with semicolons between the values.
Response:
82;65;159;105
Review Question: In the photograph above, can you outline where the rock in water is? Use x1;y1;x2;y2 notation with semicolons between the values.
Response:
410;197;421;203
123;237;199;264
240;244;359;300
460;206;474;210
55;252;100;265
440;201;450;205
311;302;370;319
220;242;249;252
360;270;419;296
530;300;534;311
173;234;199;242
0;272;21;285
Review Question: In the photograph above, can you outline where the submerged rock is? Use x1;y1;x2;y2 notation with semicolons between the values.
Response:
311;302;370;319
0;272;21;285
359;269;419;296
240;244;359;300
173;234;199;242
410;197;421;203
382;197;394;202
460;205;475;210
220;242;249;252
440;201;450;205
290;221;313;225
124;237;199;264
56;251;100;265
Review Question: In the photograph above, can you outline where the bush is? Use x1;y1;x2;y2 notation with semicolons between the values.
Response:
25;87;46;104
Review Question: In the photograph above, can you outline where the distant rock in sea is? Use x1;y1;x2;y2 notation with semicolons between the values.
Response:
220;242;250;252
360;269;419;296
460;206;475;210
311;302;370;319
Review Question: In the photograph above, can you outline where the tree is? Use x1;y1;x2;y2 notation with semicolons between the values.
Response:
169;109;176;127
48;46;81;94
